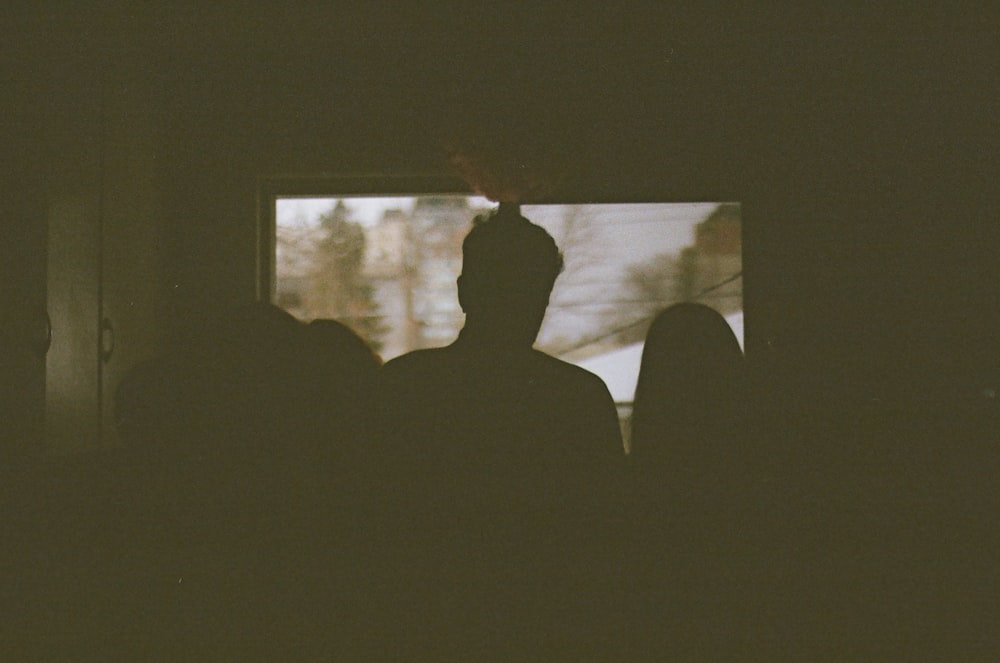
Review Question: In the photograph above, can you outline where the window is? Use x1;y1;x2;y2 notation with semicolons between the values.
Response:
265;181;742;448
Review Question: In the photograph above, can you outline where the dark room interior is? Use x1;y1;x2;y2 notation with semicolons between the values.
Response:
2;4;996;660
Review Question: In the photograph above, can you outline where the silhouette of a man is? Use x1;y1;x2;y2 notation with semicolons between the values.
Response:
373;206;622;505
366;206;625;658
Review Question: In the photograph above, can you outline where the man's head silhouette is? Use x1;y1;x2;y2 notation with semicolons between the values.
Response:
457;206;564;347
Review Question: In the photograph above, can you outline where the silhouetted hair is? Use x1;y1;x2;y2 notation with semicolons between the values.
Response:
631;303;744;457
462;207;564;297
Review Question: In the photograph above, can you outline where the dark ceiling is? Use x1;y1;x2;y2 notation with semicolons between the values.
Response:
7;4;994;201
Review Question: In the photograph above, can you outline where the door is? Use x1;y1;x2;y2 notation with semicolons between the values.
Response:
43;63;103;455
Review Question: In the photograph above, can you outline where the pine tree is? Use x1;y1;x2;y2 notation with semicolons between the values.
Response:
304;201;386;351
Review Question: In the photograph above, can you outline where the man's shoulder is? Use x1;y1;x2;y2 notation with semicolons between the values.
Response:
528;350;613;395
378;345;612;401
529;350;623;450
377;347;460;388
381;347;445;368
380;347;450;374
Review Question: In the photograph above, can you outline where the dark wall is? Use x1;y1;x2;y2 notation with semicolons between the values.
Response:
1;42;48;455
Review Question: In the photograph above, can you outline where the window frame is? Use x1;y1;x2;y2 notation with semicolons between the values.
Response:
258;175;752;360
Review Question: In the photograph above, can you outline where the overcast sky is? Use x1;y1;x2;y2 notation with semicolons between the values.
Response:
277;196;493;228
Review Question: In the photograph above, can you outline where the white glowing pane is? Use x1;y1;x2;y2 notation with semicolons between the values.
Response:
274;198;742;374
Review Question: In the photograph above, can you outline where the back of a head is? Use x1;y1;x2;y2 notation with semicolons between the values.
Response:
462;207;563;312
301;318;381;429
307;318;382;371
631;303;745;456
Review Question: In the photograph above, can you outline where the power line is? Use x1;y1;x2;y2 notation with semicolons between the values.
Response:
548;291;741;310
690;271;743;298
551;271;743;357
